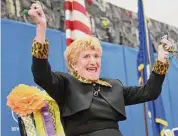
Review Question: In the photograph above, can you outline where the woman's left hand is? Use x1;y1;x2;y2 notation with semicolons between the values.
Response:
157;39;173;63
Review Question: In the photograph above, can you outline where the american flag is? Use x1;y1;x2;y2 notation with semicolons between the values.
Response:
65;0;92;46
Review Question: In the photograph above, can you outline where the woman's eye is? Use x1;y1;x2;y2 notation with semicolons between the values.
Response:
94;54;100;58
84;55;90;58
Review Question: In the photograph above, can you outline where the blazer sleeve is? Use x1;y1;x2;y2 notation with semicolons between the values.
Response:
123;59;169;106
31;39;65;105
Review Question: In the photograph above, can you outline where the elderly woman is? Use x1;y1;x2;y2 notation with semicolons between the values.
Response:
29;2;171;136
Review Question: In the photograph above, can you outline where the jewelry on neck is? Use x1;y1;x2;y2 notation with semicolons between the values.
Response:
71;72;112;87
93;85;100;96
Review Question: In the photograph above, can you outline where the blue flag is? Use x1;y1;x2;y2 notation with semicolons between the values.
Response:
137;0;168;136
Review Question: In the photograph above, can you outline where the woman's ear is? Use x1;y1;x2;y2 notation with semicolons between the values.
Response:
71;64;77;72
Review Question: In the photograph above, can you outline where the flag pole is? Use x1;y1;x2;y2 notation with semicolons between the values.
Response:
142;3;153;135
143;3;152;68
139;69;149;136
139;1;151;136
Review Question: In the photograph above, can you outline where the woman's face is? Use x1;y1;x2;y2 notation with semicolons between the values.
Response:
73;49;101;80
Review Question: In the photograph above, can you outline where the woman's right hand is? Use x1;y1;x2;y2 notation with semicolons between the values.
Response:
28;1;47;27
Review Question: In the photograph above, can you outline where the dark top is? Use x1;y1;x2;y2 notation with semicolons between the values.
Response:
63;84;122;135
32;57;165;136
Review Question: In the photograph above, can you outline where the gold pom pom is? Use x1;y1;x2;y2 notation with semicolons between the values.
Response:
7;84;45;117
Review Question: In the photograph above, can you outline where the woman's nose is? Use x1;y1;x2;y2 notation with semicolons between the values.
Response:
90;57;97;64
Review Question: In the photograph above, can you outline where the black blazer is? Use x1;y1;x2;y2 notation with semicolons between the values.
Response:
32;57;165;121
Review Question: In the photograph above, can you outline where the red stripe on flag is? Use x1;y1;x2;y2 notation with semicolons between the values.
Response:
65;1;87;16
66;20;91;35
66;38;74;46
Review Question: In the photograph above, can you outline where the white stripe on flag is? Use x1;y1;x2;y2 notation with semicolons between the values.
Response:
65;10;91;28
66;29;89;40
